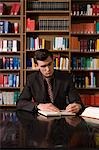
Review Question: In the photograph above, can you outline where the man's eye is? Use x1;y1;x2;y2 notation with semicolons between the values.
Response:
49;63;52;66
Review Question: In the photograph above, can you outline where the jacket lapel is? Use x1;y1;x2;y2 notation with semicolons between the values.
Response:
53;71;60;100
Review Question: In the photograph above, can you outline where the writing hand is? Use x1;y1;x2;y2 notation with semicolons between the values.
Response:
37;103;60;112
66;103;82;113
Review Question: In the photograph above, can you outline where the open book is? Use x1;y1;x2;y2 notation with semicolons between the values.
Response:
80;106;99;119
38;110;76;117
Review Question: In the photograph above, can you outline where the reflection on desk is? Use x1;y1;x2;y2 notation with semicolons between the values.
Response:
0;109;99;150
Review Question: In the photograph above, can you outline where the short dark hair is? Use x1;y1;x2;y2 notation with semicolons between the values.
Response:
34;49;53;64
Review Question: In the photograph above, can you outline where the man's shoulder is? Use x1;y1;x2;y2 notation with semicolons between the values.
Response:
54;70;71;78
27;71;39;79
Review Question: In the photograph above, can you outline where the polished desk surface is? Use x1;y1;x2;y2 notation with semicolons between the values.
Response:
0;109;99;150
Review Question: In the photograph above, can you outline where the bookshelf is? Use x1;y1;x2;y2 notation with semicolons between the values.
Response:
0;0;99;108
24;0;71;84
71;0;99;106
0;0;24;107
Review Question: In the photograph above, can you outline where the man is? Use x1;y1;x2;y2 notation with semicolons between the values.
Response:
16;49;84;114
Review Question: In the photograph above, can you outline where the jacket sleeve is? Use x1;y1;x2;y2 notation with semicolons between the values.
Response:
16;75;38;112
67;74;85;115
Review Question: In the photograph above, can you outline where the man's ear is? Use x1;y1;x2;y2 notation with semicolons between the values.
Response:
35;64;39;69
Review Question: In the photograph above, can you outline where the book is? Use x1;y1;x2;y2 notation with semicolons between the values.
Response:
38;110;76;117
82;116;99;126
81;106;99;119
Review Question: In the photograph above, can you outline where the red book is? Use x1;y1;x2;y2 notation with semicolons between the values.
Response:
97;4;99;15
90;95;95;106
14;3;20;15
85;95;90;106
30;20;35;31
92;4;97;16
3;75;8;87
10;3;20;15
0;74;3;87
0;3;3;15
26;18;35;32
10;4;15;15
94;94;99;106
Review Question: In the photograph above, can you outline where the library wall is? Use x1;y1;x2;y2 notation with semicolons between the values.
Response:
0;0;99;107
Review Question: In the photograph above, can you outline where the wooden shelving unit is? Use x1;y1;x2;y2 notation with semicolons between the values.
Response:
71;0;99;105
0;0;24;107
0;0;99;108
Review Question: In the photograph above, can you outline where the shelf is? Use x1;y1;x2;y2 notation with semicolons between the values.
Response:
0;33;21;36
71;51;99;54
71;15;99;18
0;69;20;72
71;0;99;2
72;69;99;72
0;15;21;18
26;10;70;14
0;104;16;107
0;87;20;90
0;51;20;55
71;33;99;36
0;0;20;2
77;87;99;90
26;30;70;33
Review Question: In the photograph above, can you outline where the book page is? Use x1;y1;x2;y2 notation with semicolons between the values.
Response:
38;110;76;117
80;107;99;119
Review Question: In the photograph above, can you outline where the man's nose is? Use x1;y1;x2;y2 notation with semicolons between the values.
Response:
46;66;50;71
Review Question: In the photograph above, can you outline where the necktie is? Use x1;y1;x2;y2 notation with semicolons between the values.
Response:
45;78;54;103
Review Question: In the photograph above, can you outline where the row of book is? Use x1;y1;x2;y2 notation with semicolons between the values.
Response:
0;57;20;69
0;3;20;15
71;22;99;34
72;57;99;70
26;56;69;70
53;56;69;70
71;37;99;52
80;94;99;106
0;74;19;88
0;40;19;52
72;3;99;16
26;18;70;31
0;91;20;105
27;1;69;11
1;111;18;122
27;37;47;50
26;36;69;51
73;72;96;88
53;37;69;51
39;19;69;30
0;21;19;34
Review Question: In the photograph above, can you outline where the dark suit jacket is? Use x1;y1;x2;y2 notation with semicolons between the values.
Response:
16;70;84;114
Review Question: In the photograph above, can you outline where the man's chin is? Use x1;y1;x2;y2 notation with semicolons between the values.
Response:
45;73;53;78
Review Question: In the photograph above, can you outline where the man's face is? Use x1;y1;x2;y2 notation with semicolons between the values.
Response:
37;56;54;77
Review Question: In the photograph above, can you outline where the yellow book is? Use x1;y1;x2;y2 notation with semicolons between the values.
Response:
85;76;89;88
96;39;99;51
42;38;45;49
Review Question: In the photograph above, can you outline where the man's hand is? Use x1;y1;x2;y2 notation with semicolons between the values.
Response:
66;103;82;113
37;103;60;112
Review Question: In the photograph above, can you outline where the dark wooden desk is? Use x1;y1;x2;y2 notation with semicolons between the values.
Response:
0;109;99;150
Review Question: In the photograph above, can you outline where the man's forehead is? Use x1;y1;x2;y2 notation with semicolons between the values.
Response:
37;56;53;64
